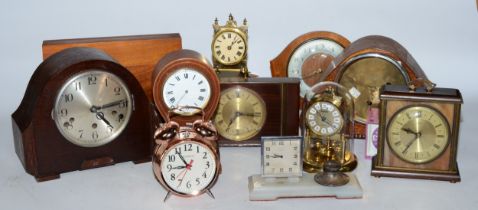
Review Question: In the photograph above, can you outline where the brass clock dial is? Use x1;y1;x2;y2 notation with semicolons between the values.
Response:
212;31;246;65
387;106;450;164
214;86;266;141
305;101;344;137
53;70;132;147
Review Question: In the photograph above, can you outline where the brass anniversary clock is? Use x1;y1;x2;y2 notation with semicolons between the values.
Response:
320;35;428;138
270;31;350;98
302;82;357;172
372;82;462;182
12;47;153;181
212;14;249;78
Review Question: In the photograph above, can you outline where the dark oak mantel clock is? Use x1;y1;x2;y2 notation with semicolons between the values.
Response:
11;47;153;181
371;82;462;182
320;35;428;139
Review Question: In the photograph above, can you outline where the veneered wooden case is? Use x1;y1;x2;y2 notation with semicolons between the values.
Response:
217;77;300;146
42;33;182;101
320;35;428;139
371;85;462;182
12;47;153;181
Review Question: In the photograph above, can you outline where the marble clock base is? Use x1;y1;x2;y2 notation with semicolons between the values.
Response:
248;173;363;201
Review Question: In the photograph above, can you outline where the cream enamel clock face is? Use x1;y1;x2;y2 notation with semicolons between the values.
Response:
161;141;217;195
53;70;132;147
162;68;211;115
262;137;302;177
212;31;246;65
387;106;450;164
305;101;344;137
287;39;344;97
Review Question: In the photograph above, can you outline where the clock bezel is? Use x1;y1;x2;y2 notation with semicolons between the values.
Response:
211;29;248;66
52;70;134;147
305;101;344;137
261;136;304;178
152;49;220;125
386;105;451;164
153;138;221;197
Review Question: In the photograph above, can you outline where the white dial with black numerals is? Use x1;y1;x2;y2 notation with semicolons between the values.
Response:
53;70;132;147
161;141;217;195
162;68;211;115
305;101;344;137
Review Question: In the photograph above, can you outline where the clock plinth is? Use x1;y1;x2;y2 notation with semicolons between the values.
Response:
248;173;363;201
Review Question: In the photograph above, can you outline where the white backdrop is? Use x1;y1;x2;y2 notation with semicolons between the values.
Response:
1;0;477;209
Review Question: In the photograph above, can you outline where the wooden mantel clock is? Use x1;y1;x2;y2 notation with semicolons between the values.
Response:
11;47;153;181
371;82;462;182
270;31;350;98
152;49;220;126
320;35;428;138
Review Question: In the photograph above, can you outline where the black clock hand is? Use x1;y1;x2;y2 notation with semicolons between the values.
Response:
172;165;186;169
272;154;283;158
402;131;422;154
96;112;113;129
237;112;261;117
402;127;419;136
90;99;126;112
177;152;188;166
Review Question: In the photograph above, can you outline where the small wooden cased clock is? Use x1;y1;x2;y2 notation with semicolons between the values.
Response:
11;47;153;181
212;14;249;78
320;35;428;139
270;31;350;98
371;81;462;182
213;77;300;146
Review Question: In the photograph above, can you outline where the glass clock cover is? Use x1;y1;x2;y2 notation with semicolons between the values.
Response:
302;81;357;172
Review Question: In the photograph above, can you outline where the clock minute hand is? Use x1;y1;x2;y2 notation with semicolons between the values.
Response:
177;152;188;166
96;112;113;129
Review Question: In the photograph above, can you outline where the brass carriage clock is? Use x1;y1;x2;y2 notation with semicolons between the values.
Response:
372;81;462;182
302;82;357;172
212;14;249;78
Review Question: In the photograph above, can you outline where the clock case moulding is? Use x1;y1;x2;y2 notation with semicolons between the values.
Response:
12;47;154;182
320;35;428;139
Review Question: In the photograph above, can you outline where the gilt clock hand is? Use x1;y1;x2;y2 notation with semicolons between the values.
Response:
226;112;240;131
174;90;188;107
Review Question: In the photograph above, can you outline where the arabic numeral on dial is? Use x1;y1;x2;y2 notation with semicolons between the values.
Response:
205;161;210;169
195;178;200;185
64;93;73;103
202;172;207;178
88;75;97;85
186;181;191;189
184;144;192;151
59;108;68;117
203;152;207;159
114;87;121;95
168;155;175;162
170;173;175;181
167;164;172;171
78;130;84;138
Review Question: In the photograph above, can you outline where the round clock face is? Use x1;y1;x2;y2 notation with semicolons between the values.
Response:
212;31;246;65
305;101;344;136
387;106;450;164
287;39;344;97
338;55;407;123
53;70;132;147
162;68;211;115
214;87;266;141
161;141;217;195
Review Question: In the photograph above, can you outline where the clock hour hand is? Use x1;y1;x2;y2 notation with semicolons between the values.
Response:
226;112;240;131
171;165;186;170
271;154;283;158
237;112;261;117
96;112;113;129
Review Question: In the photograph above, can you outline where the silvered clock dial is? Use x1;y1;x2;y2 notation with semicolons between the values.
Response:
53;70;132;147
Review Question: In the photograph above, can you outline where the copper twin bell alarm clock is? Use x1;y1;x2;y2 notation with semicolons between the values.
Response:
152;106;221;201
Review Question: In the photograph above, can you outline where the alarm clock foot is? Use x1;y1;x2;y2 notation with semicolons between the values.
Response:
163;192;172;202
206;189;215;199
35;174;60;182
